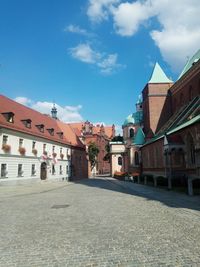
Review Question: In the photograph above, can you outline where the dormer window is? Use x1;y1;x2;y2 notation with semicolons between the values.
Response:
21;119;32;128
36;124;44;133
2;112;14;123
47;128;54;136
57;132;64;139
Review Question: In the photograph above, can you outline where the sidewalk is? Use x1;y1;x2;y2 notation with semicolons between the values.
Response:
0;179;73;199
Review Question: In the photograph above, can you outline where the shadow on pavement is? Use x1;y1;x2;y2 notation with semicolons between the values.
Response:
73;177;200;213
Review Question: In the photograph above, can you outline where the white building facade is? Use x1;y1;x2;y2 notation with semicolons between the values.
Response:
0;95;87;184
0;128;71;184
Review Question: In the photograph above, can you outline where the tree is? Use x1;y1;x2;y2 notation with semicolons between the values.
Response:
103;143;111;162
111;135;124;142
88;142;99;170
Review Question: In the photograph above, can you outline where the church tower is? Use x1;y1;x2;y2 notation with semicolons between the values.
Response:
51;103;58;120
142;63;173;137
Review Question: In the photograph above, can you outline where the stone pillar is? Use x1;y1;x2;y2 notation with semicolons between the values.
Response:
144;176;147;185
187;178;193;196
168;152;172;190
153;176;157;187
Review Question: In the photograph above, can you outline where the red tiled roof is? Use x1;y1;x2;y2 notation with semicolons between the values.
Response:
0;95;84;148
56;121;85;148
70;122;115;139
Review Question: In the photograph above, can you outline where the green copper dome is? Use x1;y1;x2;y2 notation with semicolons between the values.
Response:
123;114;135;127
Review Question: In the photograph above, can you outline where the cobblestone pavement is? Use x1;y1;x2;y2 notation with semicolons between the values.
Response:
0;177;200;267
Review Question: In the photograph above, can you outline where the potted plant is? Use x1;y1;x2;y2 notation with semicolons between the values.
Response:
2;144;11;153
32;148;38;156
19;147;26;155
60;153;64;160
52;152;57;158
43;151;48;156
67;154;71;159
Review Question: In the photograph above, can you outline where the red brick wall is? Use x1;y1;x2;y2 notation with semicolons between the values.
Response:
85;135;111;175
143;83;173;134
141;138;164;172
171;61;200;113
71;148;88;180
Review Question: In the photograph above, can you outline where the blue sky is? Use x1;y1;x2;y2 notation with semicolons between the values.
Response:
0;0;199;133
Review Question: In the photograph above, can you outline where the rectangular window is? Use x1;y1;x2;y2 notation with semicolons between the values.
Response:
2;135;8;145
52;164;55;175
18;164;23;177
60;165;62;175
32;141;36;150
31;164;36;176
66;165;69;174
52;146;55;153
19;138;23;148
1;164;7;178
43;144;46;152
60;148;62;154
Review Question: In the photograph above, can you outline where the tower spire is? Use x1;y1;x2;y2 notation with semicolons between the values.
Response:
51;102;57;120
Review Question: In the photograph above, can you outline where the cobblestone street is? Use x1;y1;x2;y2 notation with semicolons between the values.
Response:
0;177;200;267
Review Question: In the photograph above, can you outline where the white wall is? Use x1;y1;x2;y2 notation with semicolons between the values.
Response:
0;128;71;183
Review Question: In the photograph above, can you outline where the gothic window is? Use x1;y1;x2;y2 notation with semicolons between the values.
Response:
135;151;139;165
187;133;196;165
118;156;122;166
180;93;184;106
199;79;200;94
173;98;177;111
189;86;193;101
129;128;134;138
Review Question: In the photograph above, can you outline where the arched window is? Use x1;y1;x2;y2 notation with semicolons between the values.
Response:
187;133;196;165
173;98;177;111
135;151;139;165
180;93;184;106
198;79;200;94
118;156;122;166
189;85;193;101
129;128;134;138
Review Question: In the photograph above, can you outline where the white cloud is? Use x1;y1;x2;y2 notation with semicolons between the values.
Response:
69;43;101;64
15;96;32;106
69;43;124;74
87;0;120;23
115;124;122;135
87;0;200;71
112;1;153;36
15;97;83;123
64;24;90;36
97;53;124;74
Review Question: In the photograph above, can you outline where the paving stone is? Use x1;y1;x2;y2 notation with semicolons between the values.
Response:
0;177;200;266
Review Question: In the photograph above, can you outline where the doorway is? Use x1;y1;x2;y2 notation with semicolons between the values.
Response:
40;162;47;180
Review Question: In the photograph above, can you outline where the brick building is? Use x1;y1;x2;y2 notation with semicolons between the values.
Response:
141;49;200;195
70;121;115;176
111;49;200;195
